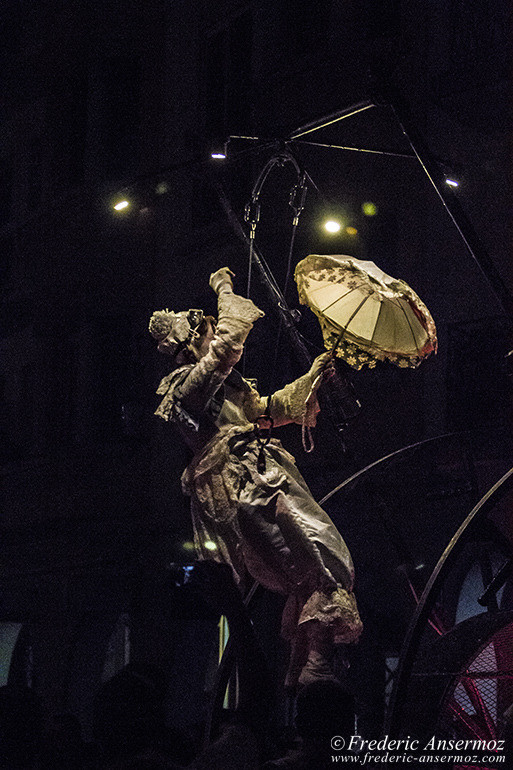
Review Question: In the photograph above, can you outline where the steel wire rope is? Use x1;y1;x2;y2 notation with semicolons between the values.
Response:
241;150;305;376
268;169;309;385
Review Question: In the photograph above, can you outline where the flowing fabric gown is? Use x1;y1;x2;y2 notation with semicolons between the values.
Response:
154;289;362;679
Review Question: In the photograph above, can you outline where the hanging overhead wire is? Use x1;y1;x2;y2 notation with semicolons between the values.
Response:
241;150;309;375
243;153;296;296
241;143;346;381
269;167;309;383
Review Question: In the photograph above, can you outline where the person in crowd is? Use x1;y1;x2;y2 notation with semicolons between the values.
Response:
262;680;356;768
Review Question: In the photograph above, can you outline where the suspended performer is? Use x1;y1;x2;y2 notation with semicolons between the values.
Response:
148;267;362;687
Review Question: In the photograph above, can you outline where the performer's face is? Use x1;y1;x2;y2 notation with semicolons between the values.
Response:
157;333;177;356
193;318;216;359
156;316;216;363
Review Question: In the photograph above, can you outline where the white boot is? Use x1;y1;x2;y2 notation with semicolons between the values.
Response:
298;621;336;686
298;650;337;686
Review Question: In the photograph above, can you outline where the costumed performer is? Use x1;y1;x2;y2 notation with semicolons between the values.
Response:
149;267;362;687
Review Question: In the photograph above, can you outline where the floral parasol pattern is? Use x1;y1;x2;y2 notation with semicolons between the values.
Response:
295;255;437;371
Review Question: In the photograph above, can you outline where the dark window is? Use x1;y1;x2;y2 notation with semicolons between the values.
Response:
7;624;34;689
205;30;226;141
0;374;21;464
0;156;13;226
100;57;141;178
27;137;43;211
362;208;399;276
46;336;75;447
365;0;401;41
280;1;332;52
0;235;13;288
227;12;252;130
102;614;131;683
96;316;133;440
52;72;88;190
191;177;224;228
204;11;252;141
446;318;511;431
19;364;35;447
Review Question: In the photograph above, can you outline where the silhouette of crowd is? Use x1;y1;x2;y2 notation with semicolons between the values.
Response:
0;677;356;769
0;565;358;769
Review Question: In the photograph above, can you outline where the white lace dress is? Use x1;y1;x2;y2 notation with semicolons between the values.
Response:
154;290;362;652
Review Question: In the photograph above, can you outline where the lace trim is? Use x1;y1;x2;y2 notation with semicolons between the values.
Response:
295;254;437;370
154;366;193;423
217;291;265;327
298;587;363;644
181;425;256;523
270;373;320;427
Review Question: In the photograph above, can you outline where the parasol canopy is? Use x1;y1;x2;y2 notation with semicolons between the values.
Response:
295;254;437;370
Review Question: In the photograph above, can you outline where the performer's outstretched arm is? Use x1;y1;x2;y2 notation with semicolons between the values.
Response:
244;352;334;428
154;268;264;423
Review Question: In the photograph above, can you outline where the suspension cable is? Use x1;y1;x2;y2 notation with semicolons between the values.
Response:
242;151;304;375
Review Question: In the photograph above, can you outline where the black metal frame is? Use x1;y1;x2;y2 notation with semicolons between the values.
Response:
386;465;513;734
228;90;513;322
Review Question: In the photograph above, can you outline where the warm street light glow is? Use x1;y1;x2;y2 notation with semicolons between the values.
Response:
204;540;218;551
346;226;358;236
114;200;129;210
324;219;341;233
362;201;377;216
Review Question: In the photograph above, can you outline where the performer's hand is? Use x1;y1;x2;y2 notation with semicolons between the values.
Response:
309;351;336;383
209;267;235;295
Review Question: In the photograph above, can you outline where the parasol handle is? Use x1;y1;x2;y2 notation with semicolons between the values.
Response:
320;358;362;432
332;328;346;355
304;352;361;444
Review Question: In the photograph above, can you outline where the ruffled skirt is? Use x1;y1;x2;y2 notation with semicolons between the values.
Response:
182;426;362;644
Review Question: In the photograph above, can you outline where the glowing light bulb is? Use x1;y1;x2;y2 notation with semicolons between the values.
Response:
362;202;377;216
324;220;341;233
346;226;358;236
204;540;218;551
445;178;459;188
114;200;129;211
182;541;195;552
211;139;228;159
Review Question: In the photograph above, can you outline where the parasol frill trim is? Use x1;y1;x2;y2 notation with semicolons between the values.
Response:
295;255;437;370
